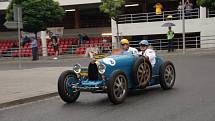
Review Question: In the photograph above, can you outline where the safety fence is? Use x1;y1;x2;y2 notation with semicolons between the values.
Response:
208;9;215;18
118;8;200;24
1;35;215;59
129;35;215;50
0;37;112;58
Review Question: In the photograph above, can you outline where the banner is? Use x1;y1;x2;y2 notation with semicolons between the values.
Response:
47;27;64;38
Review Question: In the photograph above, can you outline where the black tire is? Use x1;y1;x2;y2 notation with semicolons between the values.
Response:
107;70;128;104
132;57;152;87
58;70;80;103
159;61;176;90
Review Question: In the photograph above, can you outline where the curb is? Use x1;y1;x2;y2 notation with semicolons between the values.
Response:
0;92;58;109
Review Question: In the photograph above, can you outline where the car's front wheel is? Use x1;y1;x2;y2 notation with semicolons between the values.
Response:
107;70;128;104
159;61;176;90
58;70;80;103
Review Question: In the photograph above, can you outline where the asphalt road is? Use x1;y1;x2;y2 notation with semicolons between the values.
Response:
1;54;215;121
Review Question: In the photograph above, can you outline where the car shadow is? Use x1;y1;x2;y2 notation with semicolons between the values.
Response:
60;86;178;108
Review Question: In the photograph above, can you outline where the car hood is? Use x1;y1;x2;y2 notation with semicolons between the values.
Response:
98;54;137;78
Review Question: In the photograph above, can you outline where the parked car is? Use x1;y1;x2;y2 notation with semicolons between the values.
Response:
58;53;176;104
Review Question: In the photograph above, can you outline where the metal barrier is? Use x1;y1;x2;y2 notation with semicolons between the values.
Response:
208;9;215;18
118;8;200;24
1;35;215;59
0;43;112;58
129;35;215;50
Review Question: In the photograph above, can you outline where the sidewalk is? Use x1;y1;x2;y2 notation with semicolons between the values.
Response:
0;67;71;108
0;48;215;108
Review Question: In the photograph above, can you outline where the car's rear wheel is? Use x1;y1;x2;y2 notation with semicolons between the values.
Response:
107;70;128;104
159;61;176;90
58;70;80;103
133;57;152;88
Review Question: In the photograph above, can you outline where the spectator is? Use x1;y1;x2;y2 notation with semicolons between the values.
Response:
166;15;173;20
167;27;175;52
0;49;2;57
21;36;30;46
185;0;193;19
138;40;156;67
178;1;183;19
31;37;38;61
83;33;90;41
154;3;163;15
78;34;84;44
51;35;60;60
85;45;99;59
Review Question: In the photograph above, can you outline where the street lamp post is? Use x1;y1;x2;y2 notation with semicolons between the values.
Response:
182;0;186;53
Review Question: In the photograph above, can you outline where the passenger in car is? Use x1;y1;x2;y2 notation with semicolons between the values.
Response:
138;40;156;67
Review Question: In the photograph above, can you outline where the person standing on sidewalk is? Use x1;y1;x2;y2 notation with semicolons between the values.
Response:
167;27;175;52
31;37;38;61
51;35;60;60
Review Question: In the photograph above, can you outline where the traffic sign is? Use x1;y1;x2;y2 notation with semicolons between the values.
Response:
13;5;22;22
3;21;23;29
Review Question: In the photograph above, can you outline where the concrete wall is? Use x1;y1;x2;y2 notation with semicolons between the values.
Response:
0;2;9;10
0;27;111;40
111;17;215;48
0;0;101;10
63;27;111;38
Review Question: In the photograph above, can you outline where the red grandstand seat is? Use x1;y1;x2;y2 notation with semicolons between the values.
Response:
90;40;94;44
79;48;85;54
85;41;90;44
73;39;78;45
60;41;65;45
75;48;80;54
94;39;99;44
64;40;69;45
68;40;73;45
63;45;68;51
60;44;63;48
12;51;18;57
85;44;90;47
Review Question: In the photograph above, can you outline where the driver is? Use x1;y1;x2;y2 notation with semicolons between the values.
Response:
138;40;156;67
120;39;138;55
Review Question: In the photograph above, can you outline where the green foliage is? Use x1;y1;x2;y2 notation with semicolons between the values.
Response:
197;0;215;9
6;0;65;33
99;0;125;21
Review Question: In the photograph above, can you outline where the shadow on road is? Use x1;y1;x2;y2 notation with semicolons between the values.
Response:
59;85;179;108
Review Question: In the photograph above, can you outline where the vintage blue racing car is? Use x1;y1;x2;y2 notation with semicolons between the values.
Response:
58;52;176;104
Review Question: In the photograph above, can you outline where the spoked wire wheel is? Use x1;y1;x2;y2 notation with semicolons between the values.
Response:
107;70;128;104
58;70;80;103
159;61;176;90
113;75;127;99
164;64;175;86
137;62;152;87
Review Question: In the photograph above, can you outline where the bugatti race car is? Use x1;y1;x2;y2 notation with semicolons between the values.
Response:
58;52;176;104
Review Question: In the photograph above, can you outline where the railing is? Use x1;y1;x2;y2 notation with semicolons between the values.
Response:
129;35;215;50
118;8;200;24
0;43;112;58
1;35;215;58
208;9;215;17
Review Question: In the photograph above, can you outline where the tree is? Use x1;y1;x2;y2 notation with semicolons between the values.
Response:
197;0;215;9
6;0;65;38
100;0;125;48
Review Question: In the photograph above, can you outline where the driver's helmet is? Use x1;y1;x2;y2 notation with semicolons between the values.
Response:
120;39;129;45
139;40;149;46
